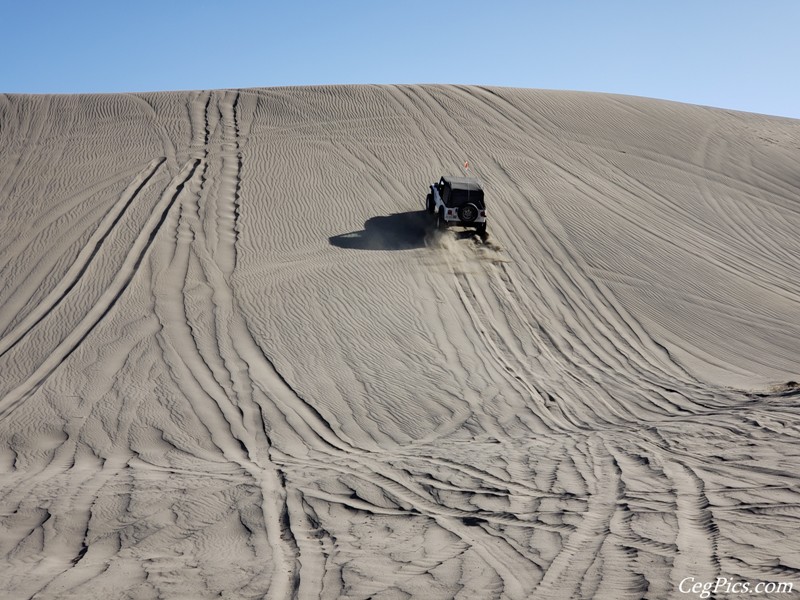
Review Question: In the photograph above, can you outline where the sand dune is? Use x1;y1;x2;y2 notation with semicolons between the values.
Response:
1;85;799;599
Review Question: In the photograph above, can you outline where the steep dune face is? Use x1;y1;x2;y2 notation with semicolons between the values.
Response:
1;85;799;599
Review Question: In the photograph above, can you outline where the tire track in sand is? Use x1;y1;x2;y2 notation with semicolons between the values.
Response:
0;157;166;358
0;159;201;420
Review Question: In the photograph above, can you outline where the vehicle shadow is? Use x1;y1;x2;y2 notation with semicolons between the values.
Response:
329;210;431;250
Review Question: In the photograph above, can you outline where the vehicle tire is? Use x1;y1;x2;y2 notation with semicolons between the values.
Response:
436;208;447;230
426;193;434;214
477;222;487;236
459;202;479;223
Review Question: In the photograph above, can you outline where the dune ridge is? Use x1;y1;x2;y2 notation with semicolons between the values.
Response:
1;85;799;599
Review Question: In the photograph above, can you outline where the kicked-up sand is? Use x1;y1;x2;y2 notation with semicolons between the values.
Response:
1;85;799;599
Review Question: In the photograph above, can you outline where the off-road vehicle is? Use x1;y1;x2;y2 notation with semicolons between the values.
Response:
426;176;487;235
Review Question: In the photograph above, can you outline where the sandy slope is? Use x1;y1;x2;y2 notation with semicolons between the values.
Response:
1;85;799;599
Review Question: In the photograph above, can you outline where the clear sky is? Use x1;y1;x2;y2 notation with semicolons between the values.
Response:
2;1;798;119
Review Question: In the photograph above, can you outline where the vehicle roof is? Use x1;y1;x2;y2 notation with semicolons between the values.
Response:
440;176;483;192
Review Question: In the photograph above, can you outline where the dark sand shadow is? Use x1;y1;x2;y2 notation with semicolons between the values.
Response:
329;210;430;250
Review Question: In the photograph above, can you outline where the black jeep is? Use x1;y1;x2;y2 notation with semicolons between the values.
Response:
425;176;487;235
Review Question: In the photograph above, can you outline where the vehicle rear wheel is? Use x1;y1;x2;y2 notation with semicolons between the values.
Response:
477;222;487;236
436;208;447;230
426;193;434;214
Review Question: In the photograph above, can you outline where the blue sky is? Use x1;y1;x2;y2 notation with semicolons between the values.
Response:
2;1;798;118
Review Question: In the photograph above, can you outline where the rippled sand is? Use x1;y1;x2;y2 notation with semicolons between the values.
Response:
1;86;799;599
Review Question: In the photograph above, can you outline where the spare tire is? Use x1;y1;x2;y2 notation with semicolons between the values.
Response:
459;203;479;223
